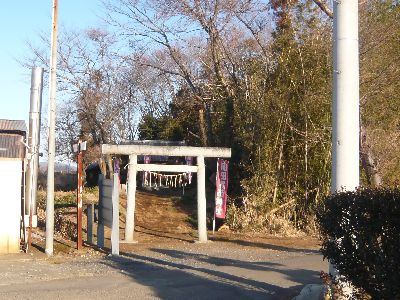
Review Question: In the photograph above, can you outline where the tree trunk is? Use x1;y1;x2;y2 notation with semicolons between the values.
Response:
360;125;382;187
106;154;114;179
198;108;208;146
99;154;114;179
99;156;107;176
273;141;284;204
224;97;235;147
205;103;214;147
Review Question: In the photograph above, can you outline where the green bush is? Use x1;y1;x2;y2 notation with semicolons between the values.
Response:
317;188;400;299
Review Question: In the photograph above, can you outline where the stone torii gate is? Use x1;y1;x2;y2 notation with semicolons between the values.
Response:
102;144;231;243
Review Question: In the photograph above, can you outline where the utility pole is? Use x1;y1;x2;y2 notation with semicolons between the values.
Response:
332;0;359;200
331;0;359;281
45;0;59;256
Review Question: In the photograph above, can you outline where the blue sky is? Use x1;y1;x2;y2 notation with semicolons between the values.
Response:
0;1;103;122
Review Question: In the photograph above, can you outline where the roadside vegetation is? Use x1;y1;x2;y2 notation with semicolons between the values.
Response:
25;0;399;235
37;187;99;209
318;188;400;299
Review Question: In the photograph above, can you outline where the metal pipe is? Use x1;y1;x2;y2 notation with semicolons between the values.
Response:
76;150;83;250
25;67;44;219
22;153;27;252
45;0;59;256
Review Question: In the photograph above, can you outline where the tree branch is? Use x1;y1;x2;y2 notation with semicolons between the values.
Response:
312;0;333;19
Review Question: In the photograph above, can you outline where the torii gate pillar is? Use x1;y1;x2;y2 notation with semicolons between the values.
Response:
196;155;207;242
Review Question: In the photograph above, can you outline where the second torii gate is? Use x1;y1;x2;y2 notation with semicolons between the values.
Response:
102;144;231;243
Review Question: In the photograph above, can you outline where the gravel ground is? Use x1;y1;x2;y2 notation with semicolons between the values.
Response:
0;238;327;300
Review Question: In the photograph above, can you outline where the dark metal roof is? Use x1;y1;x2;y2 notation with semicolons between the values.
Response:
0;119;27;133
0;133;25;159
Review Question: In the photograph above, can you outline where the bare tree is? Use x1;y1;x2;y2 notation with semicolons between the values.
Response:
24;29;148;175
104;0;274;146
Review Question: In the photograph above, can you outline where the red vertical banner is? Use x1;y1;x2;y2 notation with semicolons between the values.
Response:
215;159;229;219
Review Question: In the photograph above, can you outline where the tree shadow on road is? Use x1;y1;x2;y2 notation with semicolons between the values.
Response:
135;225;195;242
151;248;321;286
210;236;321;254
100;250;320;300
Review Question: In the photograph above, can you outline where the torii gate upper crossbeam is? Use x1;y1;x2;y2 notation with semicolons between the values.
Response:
102;144;231;157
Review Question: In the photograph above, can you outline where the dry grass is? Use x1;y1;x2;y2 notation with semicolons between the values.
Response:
226;197;316;237
37;187;99;209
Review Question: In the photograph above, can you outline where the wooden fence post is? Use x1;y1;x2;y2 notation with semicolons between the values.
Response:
125;154;137;242
86;203;94;244
111;174;120;255
97;175;104;248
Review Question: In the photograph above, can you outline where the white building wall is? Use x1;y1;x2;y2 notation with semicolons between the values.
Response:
0;159;22;253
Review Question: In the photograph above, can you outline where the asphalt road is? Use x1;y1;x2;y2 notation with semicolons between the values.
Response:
0;240;327;300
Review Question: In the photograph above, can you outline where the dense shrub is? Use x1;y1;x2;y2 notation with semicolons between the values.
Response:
317;188;400;299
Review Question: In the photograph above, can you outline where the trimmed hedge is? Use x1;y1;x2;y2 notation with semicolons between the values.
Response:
317;188;400;299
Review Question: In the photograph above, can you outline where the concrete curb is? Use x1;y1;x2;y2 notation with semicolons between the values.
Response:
292;284;328;300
